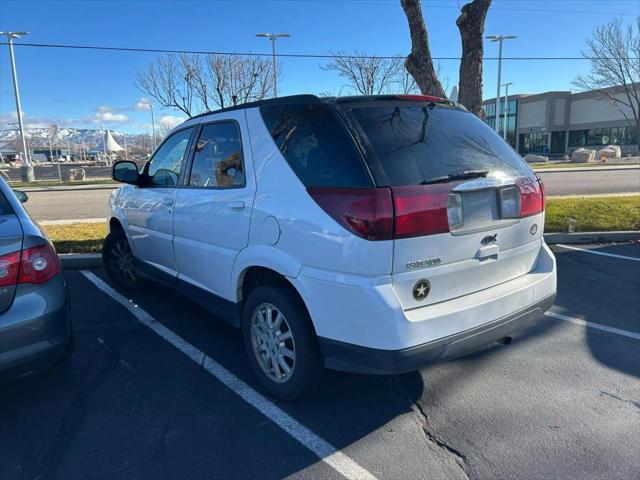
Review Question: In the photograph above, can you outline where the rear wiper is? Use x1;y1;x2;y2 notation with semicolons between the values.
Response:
419;170;490;185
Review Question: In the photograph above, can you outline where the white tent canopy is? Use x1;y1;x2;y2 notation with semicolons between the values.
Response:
96;129;124;152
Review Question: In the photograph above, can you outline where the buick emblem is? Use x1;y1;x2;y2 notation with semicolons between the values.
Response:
413;279;431;301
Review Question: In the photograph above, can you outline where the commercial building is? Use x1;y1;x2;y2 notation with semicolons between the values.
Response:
483;84;638;156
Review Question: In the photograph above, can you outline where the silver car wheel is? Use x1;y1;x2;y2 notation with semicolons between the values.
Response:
251;302;296;384
110;238;137;282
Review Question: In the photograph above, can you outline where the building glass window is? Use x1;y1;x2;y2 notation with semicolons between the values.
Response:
518;132;548;154
483;100;517;148
568;127;636;147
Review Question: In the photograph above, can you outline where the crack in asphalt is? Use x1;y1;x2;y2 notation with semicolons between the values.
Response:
390;376;471;480
600;390;640;411
26;336;125;480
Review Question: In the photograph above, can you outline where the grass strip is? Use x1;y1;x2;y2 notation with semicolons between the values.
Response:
545;195;640;233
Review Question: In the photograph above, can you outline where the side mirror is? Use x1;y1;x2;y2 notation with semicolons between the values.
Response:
113;160;140;185
13;190;28;203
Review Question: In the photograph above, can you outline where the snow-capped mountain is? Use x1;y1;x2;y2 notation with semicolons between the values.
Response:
0;127;153;150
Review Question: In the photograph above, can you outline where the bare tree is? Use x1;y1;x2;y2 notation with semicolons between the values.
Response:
137;53;275;116
136;54;196;117
400;0;447;98
574;17;640;151
396;67;420;94
457;0;491;116
323;52;403;95
195;54;275;109
48;124;59;160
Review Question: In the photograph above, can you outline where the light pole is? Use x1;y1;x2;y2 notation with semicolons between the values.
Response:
501;82;513;141
149;103;157;150
1;31;34;181
486;35;517;135
256;33;290;98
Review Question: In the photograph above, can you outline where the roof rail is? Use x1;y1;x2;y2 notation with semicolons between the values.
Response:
189;94;322;120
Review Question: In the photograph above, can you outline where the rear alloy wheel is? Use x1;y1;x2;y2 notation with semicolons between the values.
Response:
251;302;296;383
243;284;321;400
102;231;148;290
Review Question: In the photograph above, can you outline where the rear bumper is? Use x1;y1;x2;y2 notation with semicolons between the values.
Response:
319;293;555;374
0;274;70;382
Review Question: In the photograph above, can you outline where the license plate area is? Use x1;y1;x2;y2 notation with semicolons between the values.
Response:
449;188;519;235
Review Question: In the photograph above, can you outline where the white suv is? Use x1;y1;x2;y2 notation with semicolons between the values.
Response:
104;94;556;400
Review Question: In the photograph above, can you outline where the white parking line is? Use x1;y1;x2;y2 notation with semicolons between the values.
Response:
545;311;640;340
556;244;640;262
80;270;377;480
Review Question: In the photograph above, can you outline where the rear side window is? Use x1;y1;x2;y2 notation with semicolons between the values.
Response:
260;103;373;188
0;191;13;215
189;122;244;188
349;105;530;186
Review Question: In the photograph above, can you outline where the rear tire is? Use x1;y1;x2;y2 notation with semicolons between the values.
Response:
242;284;322;401
102;230;149;291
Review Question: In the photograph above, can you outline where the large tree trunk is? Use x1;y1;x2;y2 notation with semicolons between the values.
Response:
456;0;491;116
400;0;447;98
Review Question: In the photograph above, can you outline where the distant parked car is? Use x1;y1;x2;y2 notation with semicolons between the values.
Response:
104;94;556;400
0;178;71;383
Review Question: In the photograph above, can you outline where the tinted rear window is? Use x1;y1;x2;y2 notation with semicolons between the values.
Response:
0;190;13;215
348;105;530;186
260;103;373;188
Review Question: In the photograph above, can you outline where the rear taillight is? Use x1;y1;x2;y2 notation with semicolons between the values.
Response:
391;185;451;238
0;243;60;287
307;187;394;240
309;178;545;241
308;185;451;240
0;251;21;288
518;178;545;217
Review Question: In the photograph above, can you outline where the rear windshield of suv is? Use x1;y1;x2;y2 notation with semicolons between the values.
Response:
347;104;531;186
260;103;373;188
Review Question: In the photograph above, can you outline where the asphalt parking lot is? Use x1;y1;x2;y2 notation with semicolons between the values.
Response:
1;244;639;480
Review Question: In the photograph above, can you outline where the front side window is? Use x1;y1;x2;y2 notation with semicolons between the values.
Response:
189;122;244;188
147;127;193;187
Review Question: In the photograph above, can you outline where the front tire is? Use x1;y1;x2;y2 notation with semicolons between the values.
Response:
102;230;148;291
242;284;321;400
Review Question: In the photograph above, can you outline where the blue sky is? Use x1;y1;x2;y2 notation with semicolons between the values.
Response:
0;0;637;134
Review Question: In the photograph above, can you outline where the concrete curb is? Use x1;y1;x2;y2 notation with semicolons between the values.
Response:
59;253;102;269
17;183;116;193
544;231;640;244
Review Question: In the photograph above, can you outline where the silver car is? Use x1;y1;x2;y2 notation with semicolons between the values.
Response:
0;178;70;382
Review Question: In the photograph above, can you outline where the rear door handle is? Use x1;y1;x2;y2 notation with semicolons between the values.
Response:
162;197;174;206
228;200;245;210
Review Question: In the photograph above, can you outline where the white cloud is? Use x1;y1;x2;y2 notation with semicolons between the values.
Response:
133;97;152;111
87;106;129;124
159;115;186;130
0;111;77;130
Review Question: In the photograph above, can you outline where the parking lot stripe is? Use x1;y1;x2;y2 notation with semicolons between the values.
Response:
556;244;640;262
545;311;640;340
80;270;378;480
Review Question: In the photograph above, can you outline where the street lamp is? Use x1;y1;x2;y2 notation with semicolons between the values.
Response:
486;35;517;136
149;103;157;150
256;33;290;98
501;82;514;141
0;30;33;181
